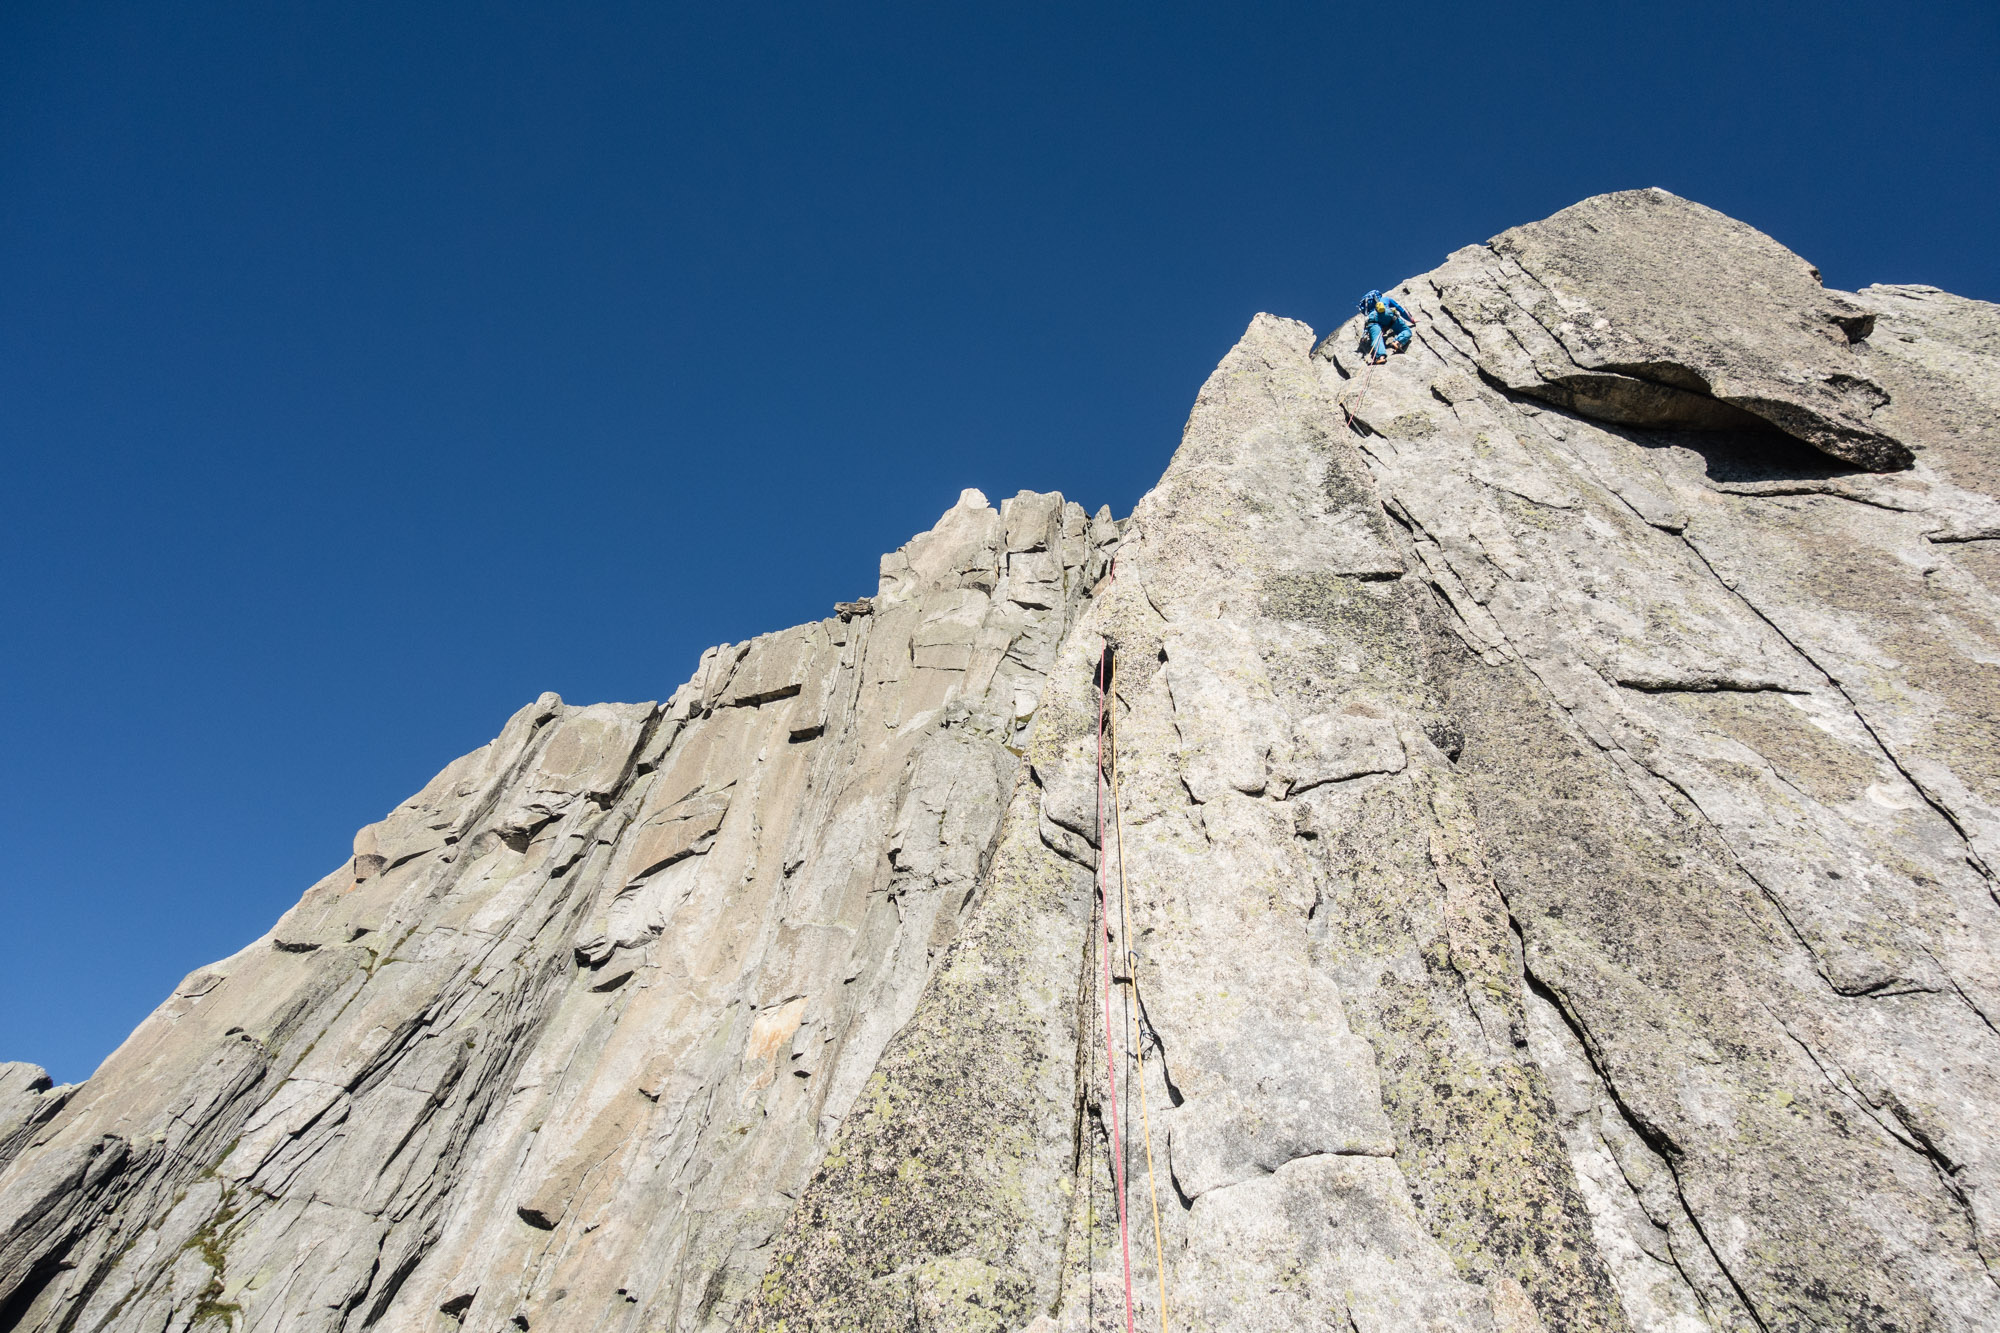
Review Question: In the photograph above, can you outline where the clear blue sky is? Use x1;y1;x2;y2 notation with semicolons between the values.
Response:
4;2;1995;1084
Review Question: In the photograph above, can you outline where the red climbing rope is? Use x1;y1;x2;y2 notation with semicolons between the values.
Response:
1096;640;1138;1333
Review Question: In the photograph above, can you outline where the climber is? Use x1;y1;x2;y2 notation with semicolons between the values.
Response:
1358;290;1415;364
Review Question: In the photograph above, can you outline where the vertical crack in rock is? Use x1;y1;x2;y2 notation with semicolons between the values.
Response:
1521;962;1762;1333
1675;528;1999;887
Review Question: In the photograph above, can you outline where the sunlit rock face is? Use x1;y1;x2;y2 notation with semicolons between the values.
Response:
0;488;1119;1333
4;191;1998;1333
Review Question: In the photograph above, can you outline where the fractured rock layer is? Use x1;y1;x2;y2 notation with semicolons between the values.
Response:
749;198;2000;1332
1423;189;1914;470
3;192;1997;1332
0;489;1119;1333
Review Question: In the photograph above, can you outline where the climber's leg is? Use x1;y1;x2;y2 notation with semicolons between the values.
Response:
1367;322;1389;363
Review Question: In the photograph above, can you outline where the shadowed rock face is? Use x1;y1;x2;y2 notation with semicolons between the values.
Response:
4;194;1998;1333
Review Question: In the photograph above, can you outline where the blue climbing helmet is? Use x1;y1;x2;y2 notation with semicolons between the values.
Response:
1358;289;1383;316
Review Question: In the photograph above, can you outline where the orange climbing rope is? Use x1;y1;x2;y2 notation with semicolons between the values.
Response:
1095;643;1137;1333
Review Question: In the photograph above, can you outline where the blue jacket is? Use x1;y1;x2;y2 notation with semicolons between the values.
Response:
1362;294;1412;330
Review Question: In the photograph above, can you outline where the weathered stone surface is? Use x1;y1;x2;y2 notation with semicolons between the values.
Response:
4;194;1997;1332
1410;188;1914;469
747;202;1999;1331
0;1067;71;1175
0;491;1116;1333
747;314;1620;1333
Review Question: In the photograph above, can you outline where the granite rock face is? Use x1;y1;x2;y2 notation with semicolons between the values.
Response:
4;192;1998;1332
1427;190;1913;469
746;194;2000;1333
0;489;1118;1333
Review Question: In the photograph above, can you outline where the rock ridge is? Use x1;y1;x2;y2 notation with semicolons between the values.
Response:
0;487;1123;1333
3;192;1998;1332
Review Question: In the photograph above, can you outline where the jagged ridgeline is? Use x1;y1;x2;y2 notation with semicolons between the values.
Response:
3;189;1997;1332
